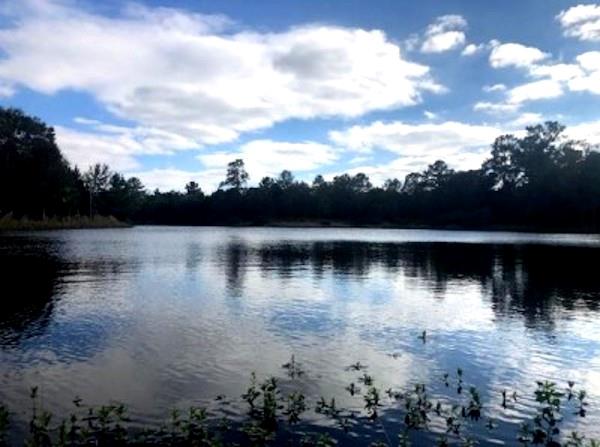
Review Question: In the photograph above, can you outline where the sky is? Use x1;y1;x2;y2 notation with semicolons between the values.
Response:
0;0;599;192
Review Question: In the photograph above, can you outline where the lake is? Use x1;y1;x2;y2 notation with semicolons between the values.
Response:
1;226;600;444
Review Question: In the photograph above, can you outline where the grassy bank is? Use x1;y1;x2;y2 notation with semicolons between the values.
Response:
0;214;129;231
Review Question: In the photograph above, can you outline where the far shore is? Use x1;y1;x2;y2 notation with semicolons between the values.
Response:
0;215;130;231
3;215;599;235
134;219;600;235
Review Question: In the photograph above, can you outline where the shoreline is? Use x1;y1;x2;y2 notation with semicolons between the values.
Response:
135;220;600;235
4;217;599;235
0;215;130;231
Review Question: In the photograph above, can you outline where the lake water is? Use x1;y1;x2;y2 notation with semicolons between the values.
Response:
1;226;600;444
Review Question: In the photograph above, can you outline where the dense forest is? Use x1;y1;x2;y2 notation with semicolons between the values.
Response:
1;106;600;232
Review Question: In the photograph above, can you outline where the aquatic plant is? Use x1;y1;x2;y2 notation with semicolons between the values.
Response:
0;355;598;446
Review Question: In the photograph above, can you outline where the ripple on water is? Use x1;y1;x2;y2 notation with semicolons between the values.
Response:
1;227;600;443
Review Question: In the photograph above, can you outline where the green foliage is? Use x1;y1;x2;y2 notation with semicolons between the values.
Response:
282;355;305;379
0;358;598;446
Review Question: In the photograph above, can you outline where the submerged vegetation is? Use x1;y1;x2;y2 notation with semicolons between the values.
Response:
2;106;600;231
0;357;597;446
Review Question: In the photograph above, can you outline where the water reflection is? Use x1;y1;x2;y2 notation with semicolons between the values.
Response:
220;240;600;325
0;251;58;345
0;228;599;444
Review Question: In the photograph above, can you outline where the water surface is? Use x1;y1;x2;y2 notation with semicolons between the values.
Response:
1;226;600;444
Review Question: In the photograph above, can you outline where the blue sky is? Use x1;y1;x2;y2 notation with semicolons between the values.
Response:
0;0;599;191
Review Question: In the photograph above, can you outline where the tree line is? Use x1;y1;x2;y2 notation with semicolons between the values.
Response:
2;107;600;231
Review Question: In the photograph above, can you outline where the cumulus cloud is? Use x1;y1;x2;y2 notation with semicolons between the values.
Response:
557;4;600;41
325;114;600;187
126;139;339;192
475;80;562;114
461;43;483;56
420;15;467;53
54;119;197;171
506;79;564;104
132;114;600;192
462;40;501;57
126;168;223;193
479;43;600;112
55;126;142;172
326;152;490;188
508;112;545;127
489;43;549;68
473;101;520;114
328;120;502;159
0;0;441;160
568;119;600;145
529;63;584;82
482;84;506;92
198;139;339;182
568;51;600;94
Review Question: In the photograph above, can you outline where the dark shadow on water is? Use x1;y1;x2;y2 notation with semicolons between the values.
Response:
0;235;139;349
0;248;60;346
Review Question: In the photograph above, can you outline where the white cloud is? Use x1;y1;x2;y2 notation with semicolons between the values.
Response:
461;43;482;56
55;127;139;171
473;101;520;114
328;114;595;186
577;51;600;71
423;110;437;119
567;119;600;145
422;30;466;53
54;119;197;171
461;39;500;57
479;44;600;112
197;139;339;182
348;155;371;165
126;168;223;193
328;120;501;159
0;80;14;96
507;79;564;104
557;4;600;41
529;63;584;81
0;0;441;157
131;139;338;192
420;15;467;53
489;43;549;68
331;152;489;187
483;83;506;92
424;14;467;35
508;112;544;127
568;51;600;94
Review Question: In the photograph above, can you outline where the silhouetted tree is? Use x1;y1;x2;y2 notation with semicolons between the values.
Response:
3;108;600;232
219;159;249;191
259;176;276;189
402;172;425;194
83;164;111;217
0;107;77;218
383;178;402;192
312;175;327;189
422;160;454;191
277;170;295;189
185;181;201;195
